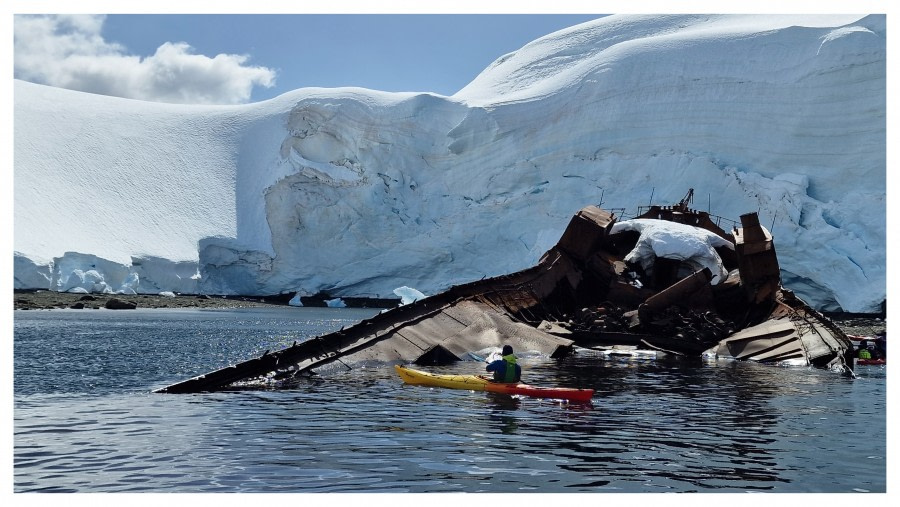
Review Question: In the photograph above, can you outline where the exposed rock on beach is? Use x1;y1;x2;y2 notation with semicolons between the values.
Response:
13;290;399;311
13;290;284;310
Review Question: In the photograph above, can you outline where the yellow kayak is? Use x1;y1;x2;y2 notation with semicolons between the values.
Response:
395;364;492;390
394;365;594;403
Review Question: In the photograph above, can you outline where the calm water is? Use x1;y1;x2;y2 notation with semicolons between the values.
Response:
14;307;887;493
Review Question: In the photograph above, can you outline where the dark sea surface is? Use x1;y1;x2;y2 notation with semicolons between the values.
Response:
13;307;887;493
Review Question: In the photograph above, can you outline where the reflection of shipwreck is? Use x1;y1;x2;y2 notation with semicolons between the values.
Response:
156;189;854;393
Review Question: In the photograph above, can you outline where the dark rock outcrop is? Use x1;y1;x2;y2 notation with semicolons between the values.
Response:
105;298;137;310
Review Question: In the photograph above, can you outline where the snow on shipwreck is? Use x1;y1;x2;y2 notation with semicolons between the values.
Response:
155;191;855;393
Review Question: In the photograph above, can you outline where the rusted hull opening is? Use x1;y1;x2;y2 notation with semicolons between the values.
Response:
413;345;461;366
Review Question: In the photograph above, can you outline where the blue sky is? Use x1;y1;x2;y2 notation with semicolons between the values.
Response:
12;12;603;104
101;14;604;101
12;1;883;104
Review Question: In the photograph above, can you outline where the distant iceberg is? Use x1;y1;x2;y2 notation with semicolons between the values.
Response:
325;298;347;308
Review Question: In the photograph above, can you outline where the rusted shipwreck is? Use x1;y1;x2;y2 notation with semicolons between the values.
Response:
156;190;854;393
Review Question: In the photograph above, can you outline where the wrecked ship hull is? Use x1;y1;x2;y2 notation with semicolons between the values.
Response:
156;194;853;393
156;257;580;393
554;200;853;371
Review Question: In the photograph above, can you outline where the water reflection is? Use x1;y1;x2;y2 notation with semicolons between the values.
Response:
498;355;803;490
14;309;886;493
483;393;521;434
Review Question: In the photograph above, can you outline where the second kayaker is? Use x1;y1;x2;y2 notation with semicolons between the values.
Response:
486;345;522;383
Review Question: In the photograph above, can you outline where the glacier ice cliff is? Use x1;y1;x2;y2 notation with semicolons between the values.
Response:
13;14;885;313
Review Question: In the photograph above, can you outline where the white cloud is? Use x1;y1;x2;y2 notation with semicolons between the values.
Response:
14;14;276;105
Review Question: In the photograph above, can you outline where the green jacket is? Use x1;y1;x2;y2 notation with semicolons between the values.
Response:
486;354;522;382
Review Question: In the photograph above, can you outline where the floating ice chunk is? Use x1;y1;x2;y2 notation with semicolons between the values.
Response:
160;291;176;297
326;298;346;308
393;286;426;305
288;293;304;307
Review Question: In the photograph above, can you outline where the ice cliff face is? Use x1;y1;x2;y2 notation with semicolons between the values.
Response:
13;14;885;313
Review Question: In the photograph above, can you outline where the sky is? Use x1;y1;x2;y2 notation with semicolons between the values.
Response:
103;14;605;102
11;12;603;104
9;1;891;105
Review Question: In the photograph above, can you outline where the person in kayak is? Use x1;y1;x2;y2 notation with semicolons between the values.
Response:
858;340;873;360
486;345;521;383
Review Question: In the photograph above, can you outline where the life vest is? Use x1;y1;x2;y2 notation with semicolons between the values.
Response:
859;348;872;360
501;354;520;382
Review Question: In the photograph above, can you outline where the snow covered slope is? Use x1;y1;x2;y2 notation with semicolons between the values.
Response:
13;14;885;313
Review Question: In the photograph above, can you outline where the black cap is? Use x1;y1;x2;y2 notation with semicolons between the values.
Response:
502;345;513;356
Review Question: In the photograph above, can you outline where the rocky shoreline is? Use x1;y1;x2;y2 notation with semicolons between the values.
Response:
827;316;887;338
13;290;399;311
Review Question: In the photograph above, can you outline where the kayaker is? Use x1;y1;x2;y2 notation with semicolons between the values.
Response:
486;345;522;383
858;341;872;360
